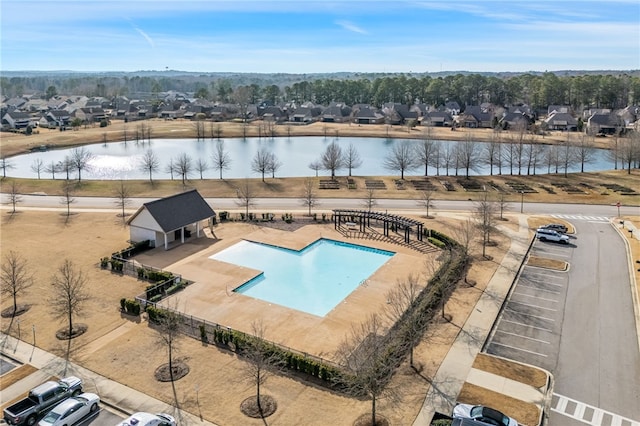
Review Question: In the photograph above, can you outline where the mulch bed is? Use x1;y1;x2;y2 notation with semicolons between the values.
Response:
240;394;277;418
353;413;390;426
1;304;30;318
154;360;190;382
55;323;88;340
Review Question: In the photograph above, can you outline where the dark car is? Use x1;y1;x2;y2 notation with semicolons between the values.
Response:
539;223;568;233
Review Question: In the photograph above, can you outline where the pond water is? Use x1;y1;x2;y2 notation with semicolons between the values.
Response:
6;136;614;180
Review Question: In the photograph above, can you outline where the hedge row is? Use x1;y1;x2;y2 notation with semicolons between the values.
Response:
120;298;141;316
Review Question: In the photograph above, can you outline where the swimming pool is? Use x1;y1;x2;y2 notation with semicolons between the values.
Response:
209;238;394;317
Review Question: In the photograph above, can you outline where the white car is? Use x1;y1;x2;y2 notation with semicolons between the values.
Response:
117;412;176;426
38;392;99;426
452;404;518;426
536;228;570;244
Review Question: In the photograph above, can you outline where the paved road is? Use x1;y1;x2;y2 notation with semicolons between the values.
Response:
486;219;640;425
2;194;637;217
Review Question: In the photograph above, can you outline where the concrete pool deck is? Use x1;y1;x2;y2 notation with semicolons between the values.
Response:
135;221;439;361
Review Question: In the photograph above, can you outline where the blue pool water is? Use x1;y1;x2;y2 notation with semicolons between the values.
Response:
209;238;394;317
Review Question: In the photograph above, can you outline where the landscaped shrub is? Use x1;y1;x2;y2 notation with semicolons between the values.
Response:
100;257;109;269
428;236;446;249
165;282;184;295
199;324;208;342
109;260;123;272
137;267;146;279
120;298;126;311
146;305;165;322
147;270;173;282
219;211;228;221
149;294;162;303
122;299;141;315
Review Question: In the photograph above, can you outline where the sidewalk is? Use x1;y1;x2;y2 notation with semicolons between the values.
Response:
412;214;538;425
0;333;218;426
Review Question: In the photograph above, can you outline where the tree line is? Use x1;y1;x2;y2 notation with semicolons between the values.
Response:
3;71;639;112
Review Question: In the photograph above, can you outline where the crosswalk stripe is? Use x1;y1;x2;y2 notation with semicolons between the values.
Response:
550;214;610;222
552;393;640;426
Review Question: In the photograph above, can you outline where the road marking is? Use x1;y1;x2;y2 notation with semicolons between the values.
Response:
551;214;610;222
509;300;558;312
495;330;551;344
525;271;565;280
489;341;548;357
502;319;554;333
552;393;640;426
506;308;555;322
516;284;560;294
513;292;559;303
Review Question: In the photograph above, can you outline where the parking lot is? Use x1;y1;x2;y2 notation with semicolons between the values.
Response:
485;237;574;372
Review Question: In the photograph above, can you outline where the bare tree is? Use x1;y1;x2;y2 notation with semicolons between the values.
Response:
558;135;577;177
574;133;597;173
44;161;59;179
165;158;176;180
416;135;437;176
361;188;377;212
211;140;232;179
60;183;76;217
618;132;640;173
308;160;321;177
344;143;363;177
320;141;345;178
251;148;271;182
474;191;498;258
7;180;22;214
417;190;436;219
483;132;502;175
114;180;132;222
31;158;44;179
192;120;205;141
1;251;33;317
235;179;256;220
70;147;94;181
497;192;510;221
210;122;223;139
139;149;160;182
175;153;193;185
154;305;183;383
385;273;422;368
195;158;209;179
440;143;455;176
457;136;481;178
50;259;90;339
335;313;399;426
241;321;282;416
0;157;15;178
267;152;283;178
300;178;319;216
453;217;479;257
383;141;418;179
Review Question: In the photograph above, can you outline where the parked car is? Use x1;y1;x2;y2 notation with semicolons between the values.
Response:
3;376;83;426
38;393;99;426
452;418;504;426
536;228;570;244
452;404;518;426
539;223;568;233
116;412;176;426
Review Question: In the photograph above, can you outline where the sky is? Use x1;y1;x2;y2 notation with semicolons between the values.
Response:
1;0;639;74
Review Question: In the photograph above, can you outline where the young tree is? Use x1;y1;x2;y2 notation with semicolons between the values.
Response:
300;178;319;216
267;152;283;178
383;141;418;179
175;153;193;185
385;273;422;368
483;132;502;175
416;135;437;176
30;158;44;179
440;143;456;176
114;180;132;222
165;158;176;180
59;156;74;180
235;179;256;219
453;217;479;257
362;188;377;212
251;148;271;182
139;149;160;182
70;147;94;181
211;140;232;179
44;161;59;179
1;251;33;317
417;190;436;219
60;182;76;217
0;157;15;178
154;305;183;383
574;133;597;173
474;191;498;258
335;314;399;426
195;158;209;180
457;137;481;178
7;180;22;214
241;321;281;416
308;160;321;177
50;259;90;339
344;143;363;177
320;141;345;178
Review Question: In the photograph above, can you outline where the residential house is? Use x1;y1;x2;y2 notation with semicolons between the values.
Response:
422;111;454;127
587;112;623;135
459;105;494;128
382;103;419;125
40;109;71;128
547;105;572;116
127;189;215;250
321;103;352;123
2;111;33;129
543;112;578;131
73;107;108;123
352;105;385;124
290;105;321;123
499;112;532;131
261;105;287;122
444;101;461;116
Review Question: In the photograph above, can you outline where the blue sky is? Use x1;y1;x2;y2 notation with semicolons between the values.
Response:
1;0;638;73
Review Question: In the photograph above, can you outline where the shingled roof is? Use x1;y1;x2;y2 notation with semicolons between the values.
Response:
130;189;215;233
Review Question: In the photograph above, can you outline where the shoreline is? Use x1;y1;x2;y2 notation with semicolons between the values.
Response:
0;119;611;158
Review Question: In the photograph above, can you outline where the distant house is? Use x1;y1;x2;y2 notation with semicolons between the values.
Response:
261;105;287;122
459;105;494;128
290;106;321;123
353;106;385;124
40;109;71;128
444;101;461;116
2;111;33;129
422;111;454;127
499;112;532;130
544;112;578;131
587;112;622;135
382;103;419;125
321;103;352;123
73;107;107;123
127;190;215;250
547;105;572;116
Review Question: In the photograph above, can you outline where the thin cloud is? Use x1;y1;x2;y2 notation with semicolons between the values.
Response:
133;25;155;48
335;20;368;35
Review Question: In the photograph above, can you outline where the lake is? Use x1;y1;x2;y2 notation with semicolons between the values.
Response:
6;136;614;180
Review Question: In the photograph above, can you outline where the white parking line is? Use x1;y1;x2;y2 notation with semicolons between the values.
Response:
513;292;559;303
509;300;558;312
517;284;561;294
552;393;640;426
524;271;565;281
496;330;551;344
502;319;554;333
506;308;555;322
490;341;548;357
